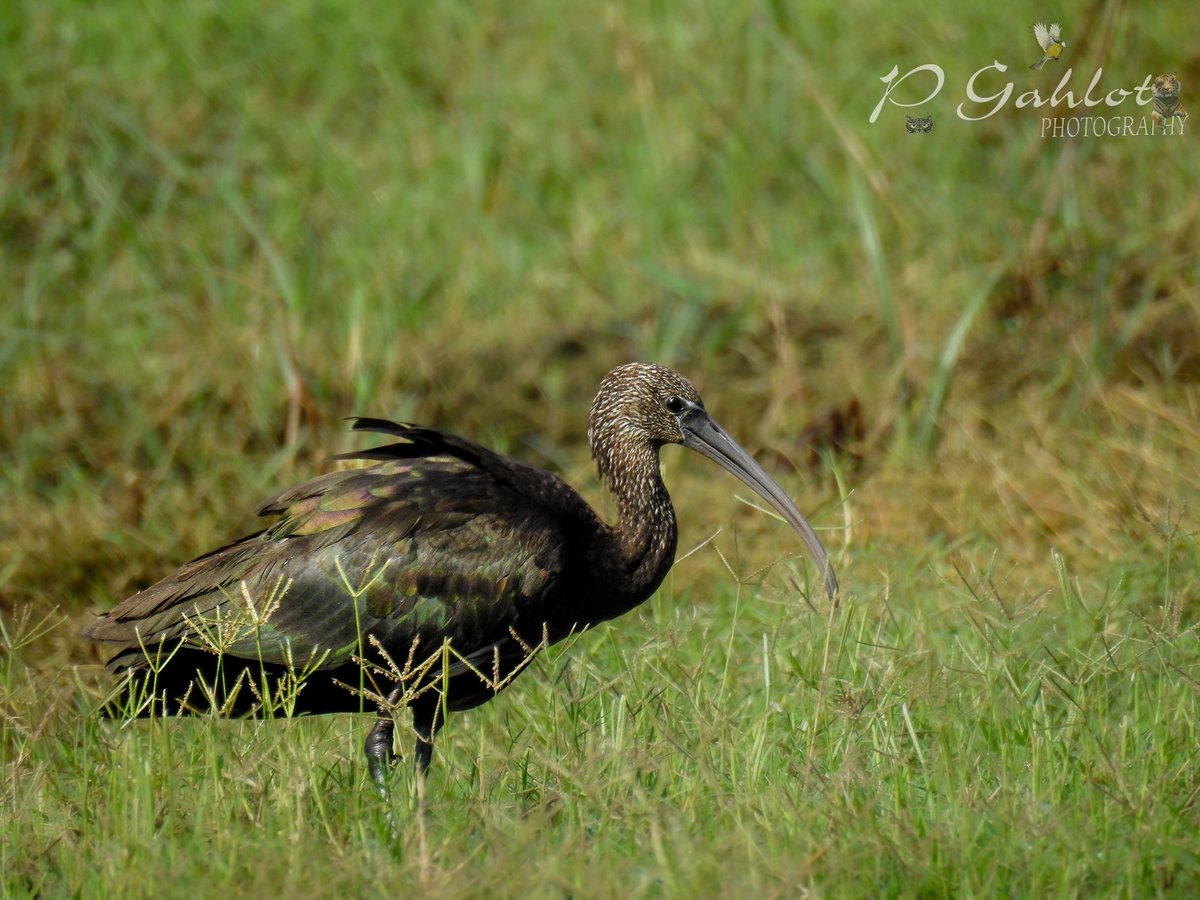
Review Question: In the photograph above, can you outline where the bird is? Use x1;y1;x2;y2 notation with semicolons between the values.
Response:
84;363;838;799
1029;21;1066;71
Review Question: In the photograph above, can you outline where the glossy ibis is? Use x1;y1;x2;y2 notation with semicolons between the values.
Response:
85;363;838;795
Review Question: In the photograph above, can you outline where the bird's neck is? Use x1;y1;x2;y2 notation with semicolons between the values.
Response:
591;440;679;609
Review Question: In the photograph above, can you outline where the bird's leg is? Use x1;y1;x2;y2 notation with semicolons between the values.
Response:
411;691;441;778
410;691;441;825
365;684;404;800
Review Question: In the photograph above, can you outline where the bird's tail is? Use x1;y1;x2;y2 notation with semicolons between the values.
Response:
1030;58;1046;71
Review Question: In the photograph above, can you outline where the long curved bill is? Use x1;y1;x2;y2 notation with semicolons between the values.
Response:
681;409;839;600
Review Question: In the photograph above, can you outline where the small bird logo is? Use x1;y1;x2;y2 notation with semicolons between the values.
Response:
1030;22;1067;71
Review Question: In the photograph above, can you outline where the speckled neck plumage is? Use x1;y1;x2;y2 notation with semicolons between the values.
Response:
586;368;684;612
600;438;678;584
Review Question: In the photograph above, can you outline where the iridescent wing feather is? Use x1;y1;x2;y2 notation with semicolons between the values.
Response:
84;420;586;683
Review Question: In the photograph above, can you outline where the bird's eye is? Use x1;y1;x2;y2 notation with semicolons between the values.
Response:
665;396;686;414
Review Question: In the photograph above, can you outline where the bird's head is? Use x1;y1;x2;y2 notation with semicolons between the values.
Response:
589;362;703;448
589;362;838;599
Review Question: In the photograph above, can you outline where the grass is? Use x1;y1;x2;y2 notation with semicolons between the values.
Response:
3;0;1199;895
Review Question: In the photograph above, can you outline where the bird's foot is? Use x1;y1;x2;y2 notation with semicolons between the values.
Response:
364;706;401;838
365;723;398;800
367;753;397;801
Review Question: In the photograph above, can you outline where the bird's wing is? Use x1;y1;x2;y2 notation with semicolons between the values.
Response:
1033;21;1052;50
1048;22;1062;41
84;419;586;675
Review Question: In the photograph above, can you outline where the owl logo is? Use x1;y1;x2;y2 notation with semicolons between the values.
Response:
905;115;933;134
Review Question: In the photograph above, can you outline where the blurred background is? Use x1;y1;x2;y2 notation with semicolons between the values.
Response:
4;0;1193;638
2;0;1197;891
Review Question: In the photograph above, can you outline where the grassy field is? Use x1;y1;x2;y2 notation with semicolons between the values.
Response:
3;0;1199;895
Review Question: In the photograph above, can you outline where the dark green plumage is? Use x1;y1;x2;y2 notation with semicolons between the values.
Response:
85;364;837;792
